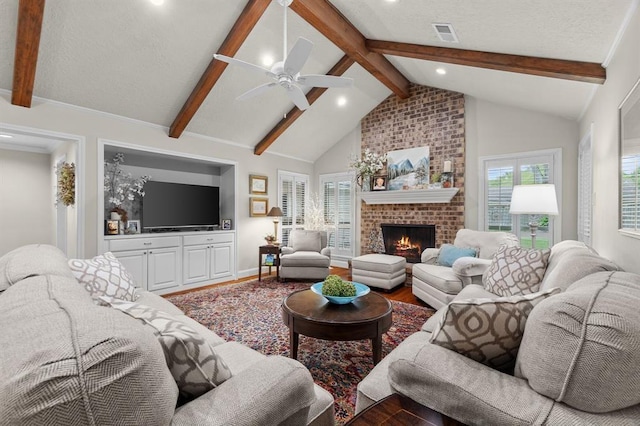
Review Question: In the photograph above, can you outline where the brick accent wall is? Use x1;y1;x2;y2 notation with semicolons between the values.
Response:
360;84;465;253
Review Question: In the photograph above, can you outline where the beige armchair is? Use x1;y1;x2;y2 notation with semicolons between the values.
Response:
280;230;331;281
412;229;519;309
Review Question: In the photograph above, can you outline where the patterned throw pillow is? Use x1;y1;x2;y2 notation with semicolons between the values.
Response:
68;252;138;305
484;246;551;296
436;244;477;267
429;288;561;370
103;298;232;400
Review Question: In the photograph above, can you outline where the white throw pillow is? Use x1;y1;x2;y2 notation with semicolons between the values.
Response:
103;298;231;401
68;252;138;305
430;288;561;371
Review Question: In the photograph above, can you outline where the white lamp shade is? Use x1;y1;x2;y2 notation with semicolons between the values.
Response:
509;184;559;215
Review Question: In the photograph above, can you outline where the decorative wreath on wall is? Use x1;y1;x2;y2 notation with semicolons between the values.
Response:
57;162;76;206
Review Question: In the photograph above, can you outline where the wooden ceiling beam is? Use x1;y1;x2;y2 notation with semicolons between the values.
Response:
366;39;606;84
169;0;271;139
290;0;411;99
12;0;46;108
254;55;355;155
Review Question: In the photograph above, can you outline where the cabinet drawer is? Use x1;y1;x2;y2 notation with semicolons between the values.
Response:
109;236;181;252
183;232;234;246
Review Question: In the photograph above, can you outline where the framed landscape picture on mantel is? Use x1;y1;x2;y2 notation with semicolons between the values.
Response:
387;146;430;190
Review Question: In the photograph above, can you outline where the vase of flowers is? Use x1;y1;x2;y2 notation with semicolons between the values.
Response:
349;149;386;192
104;153;150;225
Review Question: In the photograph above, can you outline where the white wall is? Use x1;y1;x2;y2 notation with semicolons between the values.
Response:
579;4;640;273
0;92;313;275
0;149;54;256
465;97;580;240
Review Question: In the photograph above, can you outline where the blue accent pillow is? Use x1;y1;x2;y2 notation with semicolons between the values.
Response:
436;244;477;267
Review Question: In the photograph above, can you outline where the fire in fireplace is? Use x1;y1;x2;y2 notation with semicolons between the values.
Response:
380;224;436;263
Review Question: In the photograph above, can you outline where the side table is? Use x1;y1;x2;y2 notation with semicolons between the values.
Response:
258;244;280;281
346;393;465;426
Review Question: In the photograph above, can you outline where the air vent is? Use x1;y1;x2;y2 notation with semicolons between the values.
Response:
432;23;459;43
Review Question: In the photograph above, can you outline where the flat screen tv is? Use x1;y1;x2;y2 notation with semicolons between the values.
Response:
142;181;220;230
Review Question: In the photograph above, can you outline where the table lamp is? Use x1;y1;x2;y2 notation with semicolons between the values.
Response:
267;206;283;244
509;184;559;248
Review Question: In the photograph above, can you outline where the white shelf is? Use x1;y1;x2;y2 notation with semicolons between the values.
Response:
359;188;459;204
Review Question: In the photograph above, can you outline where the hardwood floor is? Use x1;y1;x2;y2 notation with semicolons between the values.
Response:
166;266;433;309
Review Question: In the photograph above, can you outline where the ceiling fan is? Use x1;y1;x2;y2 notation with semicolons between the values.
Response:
213;0;353;111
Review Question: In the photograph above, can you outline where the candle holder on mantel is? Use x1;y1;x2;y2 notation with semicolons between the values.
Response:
441;160;454;188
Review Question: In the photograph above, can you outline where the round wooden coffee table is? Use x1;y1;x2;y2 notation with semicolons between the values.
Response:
281;288;392;365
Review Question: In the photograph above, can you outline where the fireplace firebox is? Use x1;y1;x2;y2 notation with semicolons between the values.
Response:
380;224;436;263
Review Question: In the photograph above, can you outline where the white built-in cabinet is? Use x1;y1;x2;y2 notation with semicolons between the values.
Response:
105;231;235;295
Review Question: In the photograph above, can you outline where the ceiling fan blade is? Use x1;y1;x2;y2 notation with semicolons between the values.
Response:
296;74;354;88
283;37;313;76
237;82;278;101
214;54;274;78
287;85;310;111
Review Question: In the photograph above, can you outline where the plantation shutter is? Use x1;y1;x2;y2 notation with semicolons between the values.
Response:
278;171;308;247
578;136;593;245
320;173;355;258
621;154;640;231
480;150;560;248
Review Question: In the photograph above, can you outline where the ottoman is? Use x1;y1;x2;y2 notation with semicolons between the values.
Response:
352;254;406;291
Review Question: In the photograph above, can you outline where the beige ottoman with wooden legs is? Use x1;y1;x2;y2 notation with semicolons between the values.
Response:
351;254;407;291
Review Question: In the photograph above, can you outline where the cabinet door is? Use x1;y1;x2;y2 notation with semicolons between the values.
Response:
183;244;210;285
147;247;181;292
111;249;147;290
211;243;233;279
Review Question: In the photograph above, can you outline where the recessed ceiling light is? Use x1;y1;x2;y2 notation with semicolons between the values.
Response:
385;0;398;2
436;67;447;75
0;134;13;138
337;96;347;107
149;0;164;5
261;53;275;67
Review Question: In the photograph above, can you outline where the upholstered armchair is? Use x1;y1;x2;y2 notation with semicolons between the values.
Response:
412;229;519;309
280;230;331;281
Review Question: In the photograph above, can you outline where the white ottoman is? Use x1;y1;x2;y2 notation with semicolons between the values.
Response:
351;254;406;291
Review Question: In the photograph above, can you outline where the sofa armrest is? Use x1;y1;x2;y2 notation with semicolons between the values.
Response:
387;341;553;426
172;356;316;426
280;247;295;255
421;248;440;264
320;247;331;257
452;257;491;278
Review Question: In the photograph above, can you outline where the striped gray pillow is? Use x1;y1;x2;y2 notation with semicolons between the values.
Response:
429;288;560;371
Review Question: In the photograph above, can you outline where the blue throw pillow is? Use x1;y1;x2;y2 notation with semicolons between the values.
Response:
436;244;477;267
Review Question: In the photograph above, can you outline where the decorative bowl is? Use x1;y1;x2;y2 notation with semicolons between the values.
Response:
311;282;370;304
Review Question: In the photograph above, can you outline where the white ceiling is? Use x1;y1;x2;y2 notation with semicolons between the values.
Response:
0;0;634;161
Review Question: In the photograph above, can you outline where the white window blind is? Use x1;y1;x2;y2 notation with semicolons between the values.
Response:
320;173;354;258
621;154;640;231
278;171;308;247
578;134;592;245
480;149;561;248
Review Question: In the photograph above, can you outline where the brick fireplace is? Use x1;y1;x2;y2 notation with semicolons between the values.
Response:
360;84;465;254
381;224;436;263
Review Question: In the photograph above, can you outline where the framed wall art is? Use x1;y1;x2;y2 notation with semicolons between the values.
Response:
222;219;232;230
250;174;268;195
372;174;387;191
250;197;269;217
387;146;430;190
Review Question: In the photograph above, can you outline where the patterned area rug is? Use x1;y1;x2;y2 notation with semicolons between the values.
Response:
167;278;434;424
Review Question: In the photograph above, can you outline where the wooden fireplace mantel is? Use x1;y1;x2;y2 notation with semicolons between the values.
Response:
359;188;459;204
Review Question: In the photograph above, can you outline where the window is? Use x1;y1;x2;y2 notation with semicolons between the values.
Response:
620;77;640;235
578;131;592;245
320;173;355;258
278;171;308;247
480;149;561;248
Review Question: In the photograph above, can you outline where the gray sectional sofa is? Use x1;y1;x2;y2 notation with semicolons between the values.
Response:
357;240;640;425
0;244;334;425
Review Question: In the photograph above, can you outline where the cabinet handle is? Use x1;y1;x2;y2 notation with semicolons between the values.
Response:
143;242;152;246
149;251;153;254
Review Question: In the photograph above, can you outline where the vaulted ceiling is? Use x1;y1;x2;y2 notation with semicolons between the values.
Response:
1;0;633;162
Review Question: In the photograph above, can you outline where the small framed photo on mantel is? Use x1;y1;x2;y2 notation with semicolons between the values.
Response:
372;175;387;191
249;175;268;195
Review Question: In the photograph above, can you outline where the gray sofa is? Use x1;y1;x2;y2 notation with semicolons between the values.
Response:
0;244;334;425
357;240;640;424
